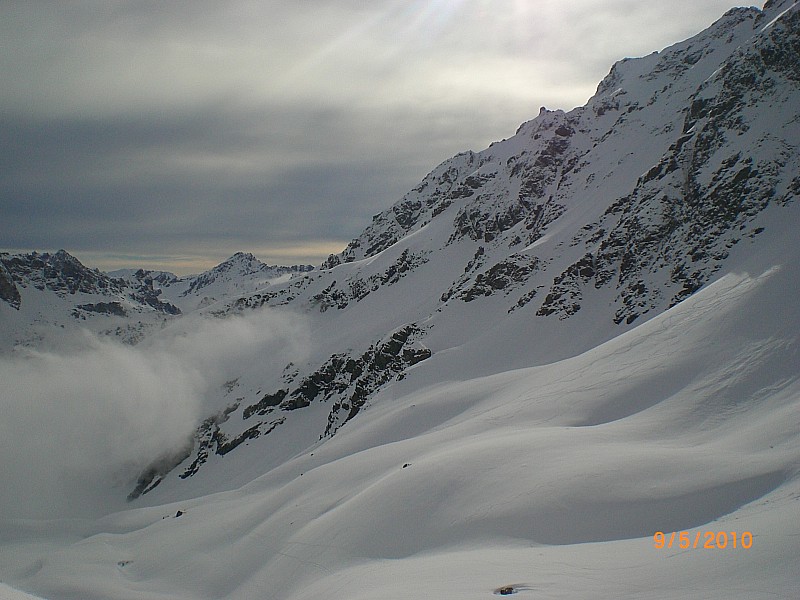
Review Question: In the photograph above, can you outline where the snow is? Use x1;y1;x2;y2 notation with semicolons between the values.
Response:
1;235;798;599
2;277;797;582
1;1;798;598
0;584;44;600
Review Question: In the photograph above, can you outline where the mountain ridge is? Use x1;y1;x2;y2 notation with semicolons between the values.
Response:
0;250;314;349
4;0;796;481
124;0;799;488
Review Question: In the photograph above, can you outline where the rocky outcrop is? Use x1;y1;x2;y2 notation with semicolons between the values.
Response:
539;7;799;323
443;253;541;303
312;249;429;312
238;324;431;439
0;250;181;315
0;258;21;309
1;250;117;298
73;302;127;318
159;324;432;488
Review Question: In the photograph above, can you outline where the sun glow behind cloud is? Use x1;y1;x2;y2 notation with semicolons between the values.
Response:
273;0;472;96
268;0;600;118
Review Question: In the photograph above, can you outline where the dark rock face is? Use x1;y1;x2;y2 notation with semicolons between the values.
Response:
448;196;563;246
73;302;127;317
127;440;194;500
0;250;181;315
321;326;431;436
537;8;799;324
154;324;432;489
443;254;541;304
178;409;286;480
0;259;21;309
536;254;597;319
1;250;117;298
240;324;431;438
312;249;429;312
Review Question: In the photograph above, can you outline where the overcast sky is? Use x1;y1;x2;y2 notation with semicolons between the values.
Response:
1;1;749;274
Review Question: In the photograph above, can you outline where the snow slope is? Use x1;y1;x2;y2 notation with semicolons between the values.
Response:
1;217;798;599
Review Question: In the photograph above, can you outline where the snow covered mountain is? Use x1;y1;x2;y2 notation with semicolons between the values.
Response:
0;250;313;350
0;249;181;348
1;2;798;598
145;0;800;483
110;252;314;313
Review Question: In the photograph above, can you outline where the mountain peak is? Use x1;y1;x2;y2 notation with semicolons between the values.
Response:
174;253;314;301
226;251;259;263
208;252;266;274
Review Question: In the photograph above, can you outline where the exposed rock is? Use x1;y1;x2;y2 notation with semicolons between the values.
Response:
312;249;429;312
0;258;21;309
0;250;181;317
73;302;127;317
444;255;540;303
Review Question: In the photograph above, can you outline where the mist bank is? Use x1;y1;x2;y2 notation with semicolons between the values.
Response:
0;308;309;519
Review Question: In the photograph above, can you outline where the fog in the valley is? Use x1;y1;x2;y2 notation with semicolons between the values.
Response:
0;309;310;519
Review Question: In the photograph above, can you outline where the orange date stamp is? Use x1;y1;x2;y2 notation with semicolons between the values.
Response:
654;531;753;549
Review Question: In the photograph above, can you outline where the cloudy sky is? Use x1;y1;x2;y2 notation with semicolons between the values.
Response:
1;1;748;274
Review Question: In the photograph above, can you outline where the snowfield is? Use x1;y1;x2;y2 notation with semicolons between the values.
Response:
1;227;798;599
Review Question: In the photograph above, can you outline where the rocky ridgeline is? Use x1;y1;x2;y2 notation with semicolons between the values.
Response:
129;324;431;494
319;3;799;325
142;1;800;490
0;250;180;316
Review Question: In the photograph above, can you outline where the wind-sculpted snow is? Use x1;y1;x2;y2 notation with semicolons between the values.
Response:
2;244;799;599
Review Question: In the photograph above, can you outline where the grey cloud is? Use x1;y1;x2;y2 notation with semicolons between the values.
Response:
1;93;525;264
0;0;747;270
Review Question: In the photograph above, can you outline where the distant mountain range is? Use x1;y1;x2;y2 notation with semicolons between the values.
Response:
0;250;313;347
109;251;314;312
